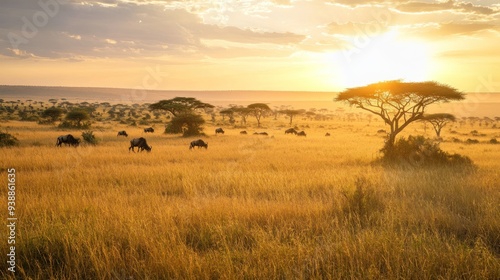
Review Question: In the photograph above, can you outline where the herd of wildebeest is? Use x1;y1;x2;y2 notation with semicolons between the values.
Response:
55;127;318;153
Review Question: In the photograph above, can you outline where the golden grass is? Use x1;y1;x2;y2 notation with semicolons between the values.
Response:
1;119;499;279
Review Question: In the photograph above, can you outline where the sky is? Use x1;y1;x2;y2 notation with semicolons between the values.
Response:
0;0;499;92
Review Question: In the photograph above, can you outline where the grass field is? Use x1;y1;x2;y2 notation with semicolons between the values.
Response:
1;119;499;279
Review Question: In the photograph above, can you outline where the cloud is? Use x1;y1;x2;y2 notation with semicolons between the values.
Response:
396;1;498;15
401;22;498;39
195;25;305;45
0;0;305;60
327;0;408;8
327;21;389;35
436;22;497;35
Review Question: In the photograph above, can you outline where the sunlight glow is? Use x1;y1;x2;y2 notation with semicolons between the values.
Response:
335;31;430;88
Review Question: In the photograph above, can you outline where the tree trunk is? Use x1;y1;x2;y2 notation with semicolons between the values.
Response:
386;132;396;150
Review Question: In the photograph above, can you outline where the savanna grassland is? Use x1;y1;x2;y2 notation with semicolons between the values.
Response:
1;113;500;279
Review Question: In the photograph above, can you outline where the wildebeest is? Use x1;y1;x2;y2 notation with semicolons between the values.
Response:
285;128;298;135
240;130;247;135
144;127;154;133
215;128;225;134
117;130;128;137
189;139;208;150
325;132;330;136
129;137;152;152
56;134;80;147
253;132;268;136
297;131;307;137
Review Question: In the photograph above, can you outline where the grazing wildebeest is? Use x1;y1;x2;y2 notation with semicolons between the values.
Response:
325;132;330;137
189;139;208;150
129;137;152;152
240;131;247;135
56;134;80;147
297;131;306;137
117;130;128;137
215;128;225;134
285;128;298;135
144;127;154;133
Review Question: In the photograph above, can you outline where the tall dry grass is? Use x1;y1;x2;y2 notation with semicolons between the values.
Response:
0;120;499;279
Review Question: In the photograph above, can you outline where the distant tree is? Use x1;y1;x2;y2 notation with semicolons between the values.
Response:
336;80;464;150
422;113;456;138
151;97;213;136
219;108;234;121
247;103;271;127
65;109;90;127
149;97;214;117
49;99;58;107
305;111;316;120
232;106;251;125
42;107;64;123
280;109;305;125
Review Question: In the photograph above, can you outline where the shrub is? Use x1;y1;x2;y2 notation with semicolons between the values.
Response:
466;138;480;144
165;113;205;137
58;121;91;129
0;131;19;147
81;131;98;146
340;177;384;229
490;138;498;144
381;135;472;167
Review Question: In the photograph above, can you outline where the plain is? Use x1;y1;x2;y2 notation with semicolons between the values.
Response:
1;118;499;279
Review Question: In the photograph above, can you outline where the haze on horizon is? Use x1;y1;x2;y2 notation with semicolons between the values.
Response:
1;0;499;93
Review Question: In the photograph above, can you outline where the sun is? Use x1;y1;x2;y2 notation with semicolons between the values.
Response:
335;31;430;88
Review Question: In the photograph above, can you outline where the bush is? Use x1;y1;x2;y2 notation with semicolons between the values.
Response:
466;138;480;144
165;113;205;137
81;131;98;146
0;132;19;147
138;119;150;125
58;121;91;129
340;177;384;229
381;135;472;167
490;138;498;144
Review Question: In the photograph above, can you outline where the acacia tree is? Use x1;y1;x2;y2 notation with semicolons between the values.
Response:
232;106;251;125
42;107;64;123
219;108;234;122
65;109;90;127
422;113;456;138
280;109;305;126
247;103;271;127
149;97;214;116
336;80;464;149
150;97;214;136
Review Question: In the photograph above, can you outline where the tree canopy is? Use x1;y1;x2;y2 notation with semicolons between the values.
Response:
149;97;214;116
150;97;213;137
42;107;64;123
247;103;271;127
336;80;464;148
279;109;305;125
422;113;456;138
65;109;90;127
231;106;251;125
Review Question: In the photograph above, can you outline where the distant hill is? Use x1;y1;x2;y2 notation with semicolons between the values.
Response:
0;85;337;105
1;85;498;117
